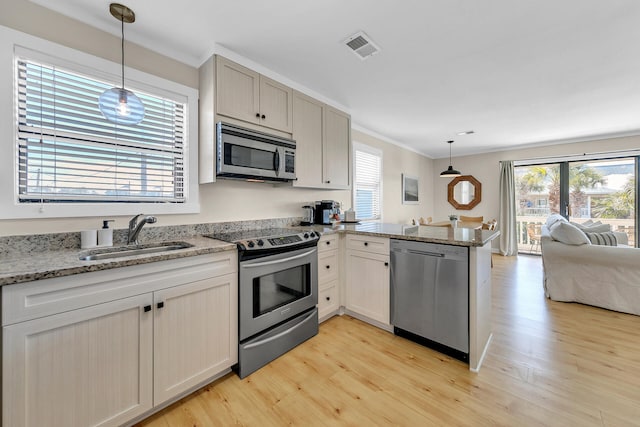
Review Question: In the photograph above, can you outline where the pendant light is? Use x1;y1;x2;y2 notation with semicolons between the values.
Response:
439;140;461;178
98;3;145;125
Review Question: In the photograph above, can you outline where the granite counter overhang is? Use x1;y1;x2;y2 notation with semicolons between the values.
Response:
300;222;501;247
0;236;236;286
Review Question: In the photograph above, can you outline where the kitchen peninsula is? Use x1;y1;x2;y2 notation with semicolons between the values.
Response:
309;222;499;372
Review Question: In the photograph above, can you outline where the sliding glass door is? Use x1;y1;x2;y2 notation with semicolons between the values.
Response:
515;157;637;254
515;164;560;254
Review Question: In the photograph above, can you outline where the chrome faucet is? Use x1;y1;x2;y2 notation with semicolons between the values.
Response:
127;214;157;245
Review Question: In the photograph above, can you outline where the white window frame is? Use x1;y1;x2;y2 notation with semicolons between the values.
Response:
0;25;199;219
352;141;383;221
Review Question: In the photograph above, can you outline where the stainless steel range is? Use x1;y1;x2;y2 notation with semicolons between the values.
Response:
206;228;320;378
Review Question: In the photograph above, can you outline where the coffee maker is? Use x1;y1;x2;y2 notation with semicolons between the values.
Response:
315;200;338;225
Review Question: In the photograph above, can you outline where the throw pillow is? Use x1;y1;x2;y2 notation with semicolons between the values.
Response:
570;222;611;233
585;231;618;246
546;213;568;229
549;221;591;245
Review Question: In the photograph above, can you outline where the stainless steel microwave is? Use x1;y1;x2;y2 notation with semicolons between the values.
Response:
216;122;296;182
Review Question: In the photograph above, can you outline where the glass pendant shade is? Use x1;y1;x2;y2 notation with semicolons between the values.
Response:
99;87;145;125
98;3;144;125
440;140;461;177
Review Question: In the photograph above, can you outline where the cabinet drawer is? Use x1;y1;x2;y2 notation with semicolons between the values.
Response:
318;233;338;252
346;234;389;255
318;282;339;319
318;250;338;283
2;252;238;326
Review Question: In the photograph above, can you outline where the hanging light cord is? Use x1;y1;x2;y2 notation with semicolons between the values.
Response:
120;14;125;89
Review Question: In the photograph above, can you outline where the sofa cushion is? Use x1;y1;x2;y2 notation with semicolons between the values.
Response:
546;213;568;229
571;221;611;233
585;231;618;246
549;221;591;245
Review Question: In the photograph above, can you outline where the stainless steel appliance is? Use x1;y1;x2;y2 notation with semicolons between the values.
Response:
206;228;320;378
216;122;296;182
301;205;315;225
314;200;338;225
390;239;469;362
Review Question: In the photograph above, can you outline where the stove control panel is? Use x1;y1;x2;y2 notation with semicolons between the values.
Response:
237;230;320;251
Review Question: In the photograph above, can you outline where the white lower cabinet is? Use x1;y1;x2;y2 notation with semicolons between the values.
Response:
3;294;154;427
153;273;237;406
2;252;238;427
345;235;390;326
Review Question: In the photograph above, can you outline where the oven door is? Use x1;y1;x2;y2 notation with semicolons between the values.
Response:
239;246;318;341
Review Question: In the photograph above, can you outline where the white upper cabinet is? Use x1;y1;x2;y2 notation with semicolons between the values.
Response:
323;106;351;189
292;90;351;189
215;56;292;133
292;91;324;188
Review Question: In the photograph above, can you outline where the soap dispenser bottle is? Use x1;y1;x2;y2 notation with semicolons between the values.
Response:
98;220;114;247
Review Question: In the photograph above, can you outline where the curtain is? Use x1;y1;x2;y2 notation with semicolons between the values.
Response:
499;160;518;256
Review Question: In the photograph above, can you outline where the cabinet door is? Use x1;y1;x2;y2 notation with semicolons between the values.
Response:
3;294;153;427
323;106;351;189
260;76;293;132
153;273;238;406
216;56;260;124
346;250;390;324
292;91;324;187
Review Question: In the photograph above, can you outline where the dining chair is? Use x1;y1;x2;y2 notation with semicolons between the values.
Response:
418;216;432;225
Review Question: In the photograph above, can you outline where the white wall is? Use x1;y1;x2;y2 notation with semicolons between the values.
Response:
432;135;640;227
0;1;431;236
353;130;434;224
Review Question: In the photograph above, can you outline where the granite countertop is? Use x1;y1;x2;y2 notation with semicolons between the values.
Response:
299;222;500;247
0;218;499;287
0;235;235;286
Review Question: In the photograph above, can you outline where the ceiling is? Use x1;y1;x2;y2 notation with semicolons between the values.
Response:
30;0;640;158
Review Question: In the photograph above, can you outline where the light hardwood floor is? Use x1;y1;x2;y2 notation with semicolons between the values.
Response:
136;255;640;426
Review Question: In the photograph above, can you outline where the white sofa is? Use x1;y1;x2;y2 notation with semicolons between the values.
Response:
541;216;640;316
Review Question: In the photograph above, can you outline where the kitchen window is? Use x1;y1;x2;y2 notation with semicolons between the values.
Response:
17;59;185;204
0;28;199;219
353;142;382;221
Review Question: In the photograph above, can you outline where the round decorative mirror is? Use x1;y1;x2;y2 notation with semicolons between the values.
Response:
447;175;482;210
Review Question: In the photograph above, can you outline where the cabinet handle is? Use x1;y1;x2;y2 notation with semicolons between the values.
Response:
261;114;266;119
326;265;330;269
326;296;331;301
364;242;368;246
326;241;331;245
143;305;152;313
255;113;260;118
157;301;165;309
384;262;389;267
325;180;331;184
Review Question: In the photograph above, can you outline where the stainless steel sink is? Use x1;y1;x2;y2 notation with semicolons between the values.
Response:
79;241;194;261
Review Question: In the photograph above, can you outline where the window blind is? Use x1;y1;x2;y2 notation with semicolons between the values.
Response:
354;147;382;220
17;59;186;203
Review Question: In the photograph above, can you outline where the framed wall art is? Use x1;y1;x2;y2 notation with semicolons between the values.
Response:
402;174;419;204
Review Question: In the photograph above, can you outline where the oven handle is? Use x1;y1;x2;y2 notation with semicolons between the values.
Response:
242;249;316;268
243;309;317;350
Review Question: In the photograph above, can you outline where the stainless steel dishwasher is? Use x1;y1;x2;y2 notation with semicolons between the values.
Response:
390;239;469;362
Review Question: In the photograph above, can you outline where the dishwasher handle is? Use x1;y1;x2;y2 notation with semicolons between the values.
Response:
392;248;445;258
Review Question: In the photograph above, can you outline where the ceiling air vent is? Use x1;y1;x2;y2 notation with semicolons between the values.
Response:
344;31;380;60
